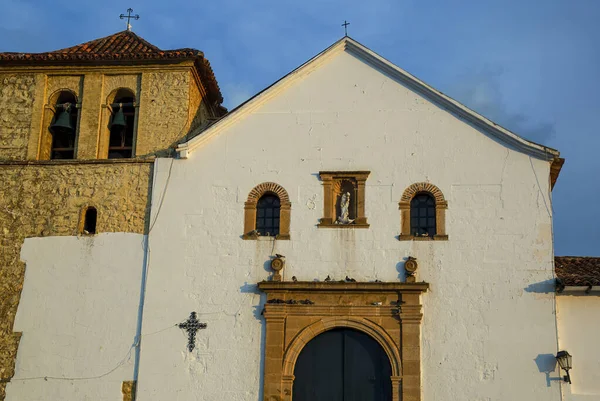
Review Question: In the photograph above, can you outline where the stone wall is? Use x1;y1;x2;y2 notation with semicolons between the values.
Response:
0;160;153;400
0;74;36;160
187;77;212;135
136;71;192;157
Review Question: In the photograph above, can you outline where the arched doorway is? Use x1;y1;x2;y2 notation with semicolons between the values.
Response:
293;328;392;401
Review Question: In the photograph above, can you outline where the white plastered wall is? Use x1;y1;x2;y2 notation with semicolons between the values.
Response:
557;295;600;400
5;233;145;401
137;49;560;400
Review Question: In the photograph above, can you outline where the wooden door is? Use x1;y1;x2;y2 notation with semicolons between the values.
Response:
293;328;392;401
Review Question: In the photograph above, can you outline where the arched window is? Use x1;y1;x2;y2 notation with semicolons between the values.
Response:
108;89;136;159
410;193;436;237
243;182;291;240
80;206;97;235
50;91;79;159
256;194;280;236
399;182;448;240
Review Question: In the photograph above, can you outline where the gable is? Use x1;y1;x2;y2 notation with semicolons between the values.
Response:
177;37;560;164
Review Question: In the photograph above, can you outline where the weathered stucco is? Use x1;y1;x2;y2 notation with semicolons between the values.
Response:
4;234;145;401
0;161;152;399
557;295;600;400
0;74;36;160
136;50;560;400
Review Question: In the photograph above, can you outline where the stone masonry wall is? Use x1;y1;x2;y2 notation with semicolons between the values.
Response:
0;161;153;400
0;75;36;160
136;71;192;157
187;77;212;135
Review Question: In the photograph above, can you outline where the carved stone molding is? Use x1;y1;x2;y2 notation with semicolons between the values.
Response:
318;171;370;228
258;280;429;401
247;182;291;204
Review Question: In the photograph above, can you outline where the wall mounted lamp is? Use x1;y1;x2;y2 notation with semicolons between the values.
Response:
556;350;572;384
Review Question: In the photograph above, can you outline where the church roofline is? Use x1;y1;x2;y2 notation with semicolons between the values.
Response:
0;30;224;105
177;37;560;164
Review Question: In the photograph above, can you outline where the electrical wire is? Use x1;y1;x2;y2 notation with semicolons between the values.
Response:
9;321;182;382
147;157;175;234
7;115;187;386
11;344;135;382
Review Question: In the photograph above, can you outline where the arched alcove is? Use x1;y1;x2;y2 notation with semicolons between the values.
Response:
79;206;98;235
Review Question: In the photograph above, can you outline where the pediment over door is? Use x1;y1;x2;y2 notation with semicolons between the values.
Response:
258;281;429;401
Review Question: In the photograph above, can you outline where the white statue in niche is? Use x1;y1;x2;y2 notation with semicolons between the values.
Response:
336;192;354;224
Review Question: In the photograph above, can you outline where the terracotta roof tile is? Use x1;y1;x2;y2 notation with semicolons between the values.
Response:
555;256;600;287
50;30;162;55
0;30;223;105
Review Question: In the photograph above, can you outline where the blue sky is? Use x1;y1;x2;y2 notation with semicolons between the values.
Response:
1;0;598;255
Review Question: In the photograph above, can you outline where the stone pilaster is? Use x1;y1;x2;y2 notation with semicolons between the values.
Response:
399;293;424;401
263;311;286;401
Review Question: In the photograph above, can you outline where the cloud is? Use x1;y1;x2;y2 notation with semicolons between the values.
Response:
448;66;555;144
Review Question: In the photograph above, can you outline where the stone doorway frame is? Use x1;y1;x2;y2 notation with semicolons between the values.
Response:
257;281;429;401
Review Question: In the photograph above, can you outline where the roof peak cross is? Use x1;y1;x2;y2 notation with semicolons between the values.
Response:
120;8;140;31
342;20;350;36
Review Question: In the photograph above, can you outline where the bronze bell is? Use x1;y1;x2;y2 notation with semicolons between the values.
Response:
109;105;126;130
50;105;73;134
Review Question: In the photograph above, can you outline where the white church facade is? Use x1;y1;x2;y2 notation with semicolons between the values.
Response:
140;37;563;400
4;36;599;401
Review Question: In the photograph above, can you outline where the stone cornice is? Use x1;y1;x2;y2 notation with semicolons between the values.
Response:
258;281;429;293
0;158;155;166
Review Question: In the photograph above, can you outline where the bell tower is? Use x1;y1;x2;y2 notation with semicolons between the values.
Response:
0;30;225;400
0;29;225;161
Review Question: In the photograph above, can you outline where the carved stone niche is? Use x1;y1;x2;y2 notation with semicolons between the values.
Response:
318;171;370;228
258;281;429;401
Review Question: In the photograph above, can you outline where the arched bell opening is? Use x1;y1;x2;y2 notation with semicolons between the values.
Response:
108;89;136;159
292;328;393;401
49;91;79;160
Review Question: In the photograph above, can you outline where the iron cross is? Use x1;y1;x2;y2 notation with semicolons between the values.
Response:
178;312;207;352
120;8;140;31
342;20;350;36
